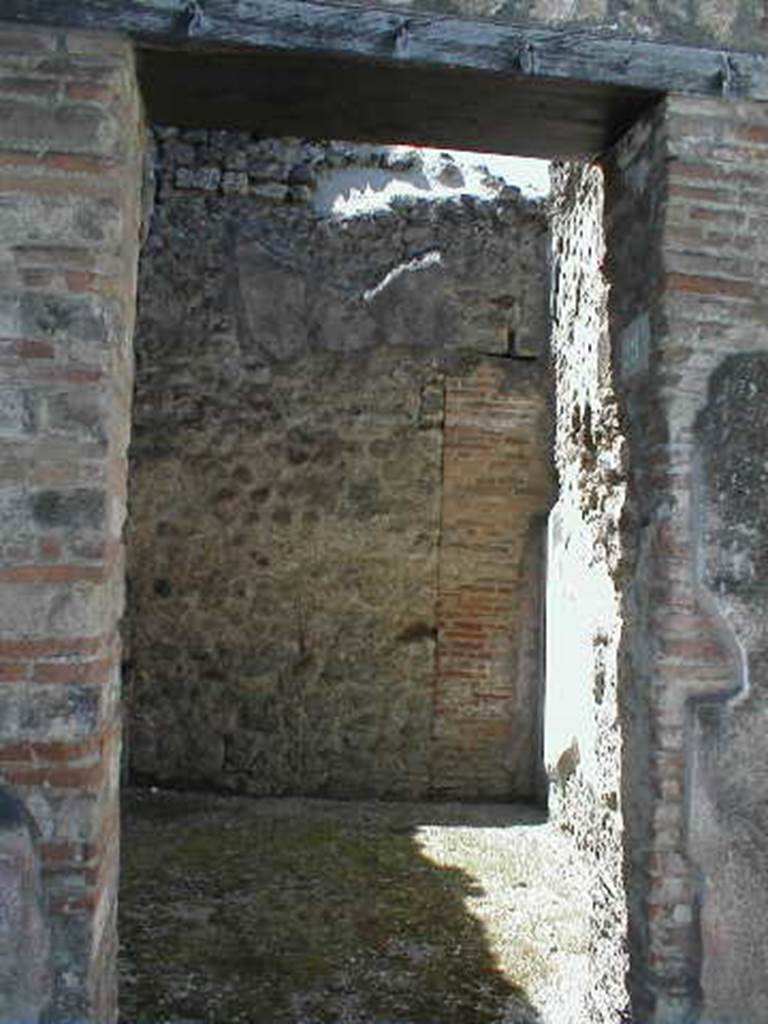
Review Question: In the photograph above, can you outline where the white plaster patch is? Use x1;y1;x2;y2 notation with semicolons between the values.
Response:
362;250;442;303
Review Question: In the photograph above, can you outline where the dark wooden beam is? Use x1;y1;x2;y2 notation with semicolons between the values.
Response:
4;0;768;99
134;44;658;158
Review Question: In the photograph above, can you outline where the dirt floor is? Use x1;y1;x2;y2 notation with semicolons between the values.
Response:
118;789;590;1024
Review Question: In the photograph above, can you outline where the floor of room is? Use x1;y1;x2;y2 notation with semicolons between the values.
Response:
118;789;590;1024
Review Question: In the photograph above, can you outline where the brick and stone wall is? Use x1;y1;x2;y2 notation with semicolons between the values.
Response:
0;22;144;1022
546;93;768;1023
0;789;50;1024
3;11;768;1023
125;129;552;800
642;96;768;1024
594;95;768;1023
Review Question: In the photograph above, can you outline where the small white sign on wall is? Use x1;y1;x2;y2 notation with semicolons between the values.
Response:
620;312;650;380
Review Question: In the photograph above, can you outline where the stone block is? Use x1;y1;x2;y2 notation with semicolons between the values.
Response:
0;684;102;743
0;98;119;157
0;487;31;536
0;385;35;438
222;170;249;194
174;166;221;191
30;488;106;531
46;391;108;447
0;580;116;640
0;291;113;346
0;193;122;247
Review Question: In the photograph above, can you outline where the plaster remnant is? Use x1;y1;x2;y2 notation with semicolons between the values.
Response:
362;250;443;303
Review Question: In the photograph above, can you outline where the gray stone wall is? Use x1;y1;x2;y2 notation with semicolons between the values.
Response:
125;129;550;799
294;0;768;52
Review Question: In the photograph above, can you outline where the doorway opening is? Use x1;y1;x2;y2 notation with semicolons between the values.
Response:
122;134;553;805
116;119;636;1024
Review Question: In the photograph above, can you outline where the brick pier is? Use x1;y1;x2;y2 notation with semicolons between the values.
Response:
0;24;144;1022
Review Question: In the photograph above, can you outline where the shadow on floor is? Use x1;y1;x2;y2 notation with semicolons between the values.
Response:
119;788;544;1024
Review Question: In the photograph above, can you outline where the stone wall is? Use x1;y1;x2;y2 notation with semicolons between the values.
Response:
0;23;144;1023
546;160;630;1023
601;104;670;1021
545;93;768;1023
125;129;552;800
292;0;768;53
3;11;768;1022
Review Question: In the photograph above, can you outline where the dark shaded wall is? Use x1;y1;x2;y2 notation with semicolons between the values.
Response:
0;788;50;1024
601;104;670;1021
692;353;768;1021
125;130;552;799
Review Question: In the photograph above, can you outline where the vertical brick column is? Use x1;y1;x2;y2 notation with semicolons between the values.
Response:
605;96;768;1022
651;96;768;1024
432;360;552;798
0;23;144;1022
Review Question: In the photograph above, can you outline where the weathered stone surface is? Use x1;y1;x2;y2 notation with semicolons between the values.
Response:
284;0;768;51
31;489;105;531
125;129;550;799
0;97;121;156
601;106;670;1022
0;581;117;640
0;194;122;247
692;352;768;1024
0;389;37;438
0;787;50;1024
0;291;114;346
598;95;768;1023
0;684;101;742
546;159;630;1024
128;344;443;797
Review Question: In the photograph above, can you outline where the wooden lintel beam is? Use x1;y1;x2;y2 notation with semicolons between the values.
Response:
3;0;768;101
129;44;656;157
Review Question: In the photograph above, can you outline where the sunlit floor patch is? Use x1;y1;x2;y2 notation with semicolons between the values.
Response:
119;790;589;1024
